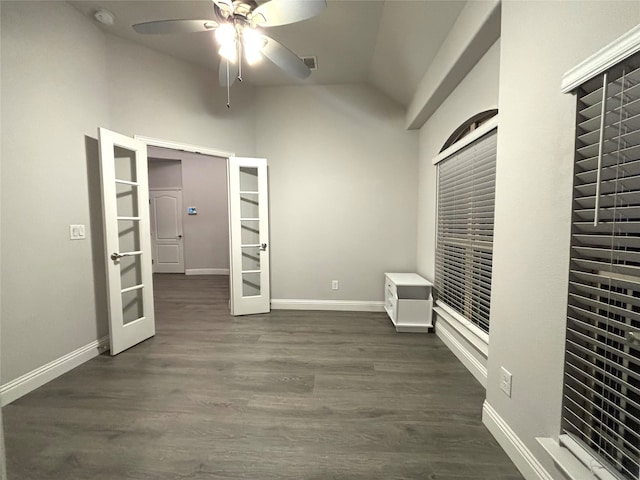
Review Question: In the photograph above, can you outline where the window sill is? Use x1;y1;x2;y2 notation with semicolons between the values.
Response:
537;436;619;480
433;301;489;357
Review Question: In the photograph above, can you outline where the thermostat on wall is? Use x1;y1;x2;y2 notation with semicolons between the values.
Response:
187;207;197;215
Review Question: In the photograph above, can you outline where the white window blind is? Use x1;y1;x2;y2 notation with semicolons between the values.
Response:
563;51;640;480
435;129;497;333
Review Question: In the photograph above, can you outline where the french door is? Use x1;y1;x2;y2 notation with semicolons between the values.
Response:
228;157;271;315
98;128;155;355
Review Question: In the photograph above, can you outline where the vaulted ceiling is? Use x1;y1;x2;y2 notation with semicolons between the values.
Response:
69;0;466;107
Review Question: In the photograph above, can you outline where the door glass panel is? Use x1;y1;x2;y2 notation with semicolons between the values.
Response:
122;288;144;325
114;146;137;183
241;220;259;244
119;255;142;290
240;193;259;218
239;166;258;191
116;183;139;217
242;246;261;271
114;148;144;325
118;219;141;252
242;272;261;297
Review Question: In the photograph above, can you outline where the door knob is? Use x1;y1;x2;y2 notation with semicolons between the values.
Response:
260;243;268;251
177;234;183;239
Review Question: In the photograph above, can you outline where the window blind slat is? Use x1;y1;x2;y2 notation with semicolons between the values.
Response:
563;390;640;450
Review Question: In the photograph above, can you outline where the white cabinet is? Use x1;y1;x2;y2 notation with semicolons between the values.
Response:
384;273;433;333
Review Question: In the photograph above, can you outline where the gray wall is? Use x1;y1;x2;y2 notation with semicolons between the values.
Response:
256;84;419;302
1;1;111;382
148;150;229;272
416;39;500;382
148;159;182;189
105;34;257;156
487;1;640;475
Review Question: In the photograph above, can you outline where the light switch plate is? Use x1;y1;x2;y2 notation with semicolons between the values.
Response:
499;366;512;398
69;224;86;240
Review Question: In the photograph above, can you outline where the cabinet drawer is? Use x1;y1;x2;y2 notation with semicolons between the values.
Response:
385;277;397;297
386;294;397;323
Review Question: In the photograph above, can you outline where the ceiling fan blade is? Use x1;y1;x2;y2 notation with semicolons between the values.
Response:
219;59;239;87
213;0;233;18
252;0;327;27
132;19;218;35
261;35;311;80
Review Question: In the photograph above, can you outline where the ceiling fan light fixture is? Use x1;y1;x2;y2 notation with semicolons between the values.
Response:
218;41;237;62
242;27;264;65
215;23;236;46
244;48;262;65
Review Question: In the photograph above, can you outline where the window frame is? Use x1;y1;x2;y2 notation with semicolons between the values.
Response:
550;24;640;480
433;115;498;348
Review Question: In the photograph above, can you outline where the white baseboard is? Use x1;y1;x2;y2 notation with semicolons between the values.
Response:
396;324;432;333
185;268;229;276
483;401;554;480
0;336;109;406
435;320;487;387
271;299;385;312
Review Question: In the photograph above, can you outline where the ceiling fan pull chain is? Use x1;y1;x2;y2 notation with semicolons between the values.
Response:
238;41;243;82
226;59;231;108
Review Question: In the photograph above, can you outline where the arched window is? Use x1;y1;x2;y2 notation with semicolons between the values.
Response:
434;110;498;337
439;109;498;153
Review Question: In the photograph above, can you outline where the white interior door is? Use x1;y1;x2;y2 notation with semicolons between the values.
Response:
150;189;184;273
98;128;155;355
228;157;270;315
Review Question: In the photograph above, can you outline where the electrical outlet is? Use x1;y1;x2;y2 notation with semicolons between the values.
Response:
331;280;339;290
499;366;512;398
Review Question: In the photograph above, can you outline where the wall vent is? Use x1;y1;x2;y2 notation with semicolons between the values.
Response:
301;56;318;70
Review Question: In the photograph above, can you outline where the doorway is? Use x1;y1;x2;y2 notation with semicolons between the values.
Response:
136;136;272;317
147;147;230;277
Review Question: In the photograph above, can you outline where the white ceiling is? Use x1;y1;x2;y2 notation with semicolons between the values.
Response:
69;0;466;107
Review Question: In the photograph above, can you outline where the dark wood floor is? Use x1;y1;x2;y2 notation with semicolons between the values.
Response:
4;274;523;479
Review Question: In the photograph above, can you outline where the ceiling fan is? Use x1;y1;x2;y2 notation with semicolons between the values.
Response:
133;0;326;105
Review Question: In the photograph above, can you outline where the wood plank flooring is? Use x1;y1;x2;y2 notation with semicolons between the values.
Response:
3;274;523;479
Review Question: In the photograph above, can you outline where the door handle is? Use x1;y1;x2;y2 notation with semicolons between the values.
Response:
177;235;183;239
110;252;137;261
260;243;268;251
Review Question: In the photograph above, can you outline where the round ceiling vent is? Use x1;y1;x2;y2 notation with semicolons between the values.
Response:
94;9;115;26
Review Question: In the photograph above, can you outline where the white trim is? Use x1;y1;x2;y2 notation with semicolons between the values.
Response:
562;24;640;93
271;299;385;312
432;116;498;165
185;268;229;275
435;319;487;387
434;301;489;356
537;436;618;480
0;336;109;406
135;135;235;158
482;401;554;480
395;324;432;333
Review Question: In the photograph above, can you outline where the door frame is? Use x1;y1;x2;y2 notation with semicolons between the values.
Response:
135;135;238;304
